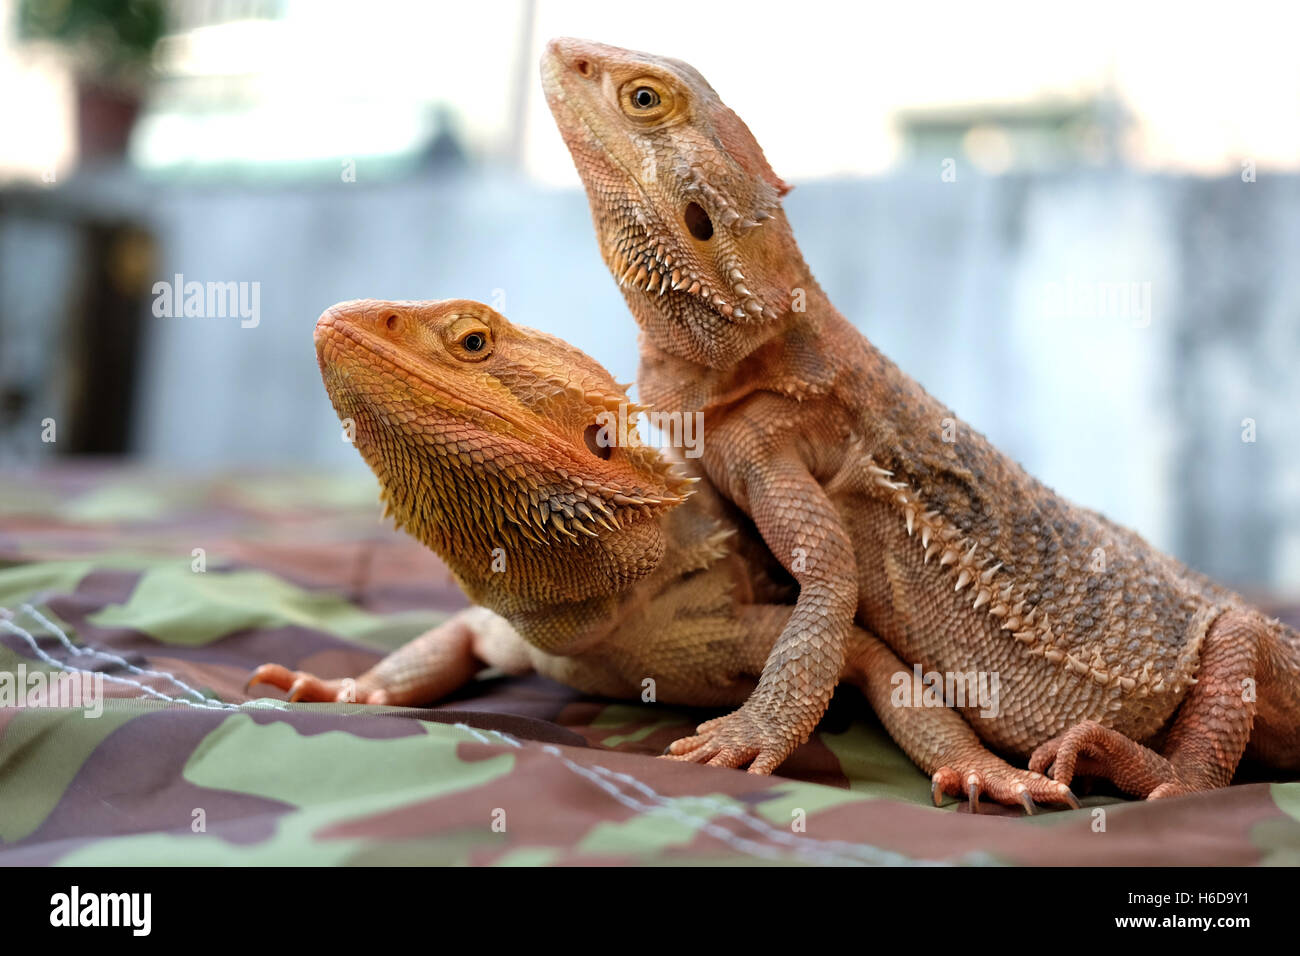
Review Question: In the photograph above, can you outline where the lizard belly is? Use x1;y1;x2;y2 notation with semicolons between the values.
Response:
527;646;759;709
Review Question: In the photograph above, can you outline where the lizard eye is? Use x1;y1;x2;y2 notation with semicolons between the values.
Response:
444;318;494;361
619;79;672;122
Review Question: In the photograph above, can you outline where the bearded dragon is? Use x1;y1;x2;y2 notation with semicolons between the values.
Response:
248;299;1083;809
540;37;1300;799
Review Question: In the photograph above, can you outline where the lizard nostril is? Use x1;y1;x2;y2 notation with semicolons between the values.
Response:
574;58;593;78
385;314;400;332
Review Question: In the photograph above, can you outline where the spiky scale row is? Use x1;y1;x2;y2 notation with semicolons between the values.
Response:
605;192;781;324
674;159;778;234
380;424;683;551
863;455;1188;699
611;223;676;298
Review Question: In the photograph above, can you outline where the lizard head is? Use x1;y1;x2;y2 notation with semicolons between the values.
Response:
542;37;801;369
315;298;694;600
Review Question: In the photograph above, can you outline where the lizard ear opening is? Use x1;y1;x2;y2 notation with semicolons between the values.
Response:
583;423;612;460
684;202;714;241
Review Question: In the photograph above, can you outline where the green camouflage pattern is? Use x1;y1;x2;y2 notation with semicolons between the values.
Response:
3;466;1299;865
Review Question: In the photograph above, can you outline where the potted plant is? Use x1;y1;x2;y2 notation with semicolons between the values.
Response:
18;0;166;164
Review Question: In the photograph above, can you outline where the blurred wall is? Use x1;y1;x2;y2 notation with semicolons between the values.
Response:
1;168;1297;594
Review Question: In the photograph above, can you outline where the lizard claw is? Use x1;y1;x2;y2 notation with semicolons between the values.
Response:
247;662;369;703
1030;720;1186;801
246;663;293;693
662;704;799;774
929;762;1077;813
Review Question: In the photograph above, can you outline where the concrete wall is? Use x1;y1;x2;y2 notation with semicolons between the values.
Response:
3;168;1297;592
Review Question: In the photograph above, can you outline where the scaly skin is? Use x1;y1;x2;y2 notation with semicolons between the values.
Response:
252;298;780;708
540;38;1300;796
248;298;1082;811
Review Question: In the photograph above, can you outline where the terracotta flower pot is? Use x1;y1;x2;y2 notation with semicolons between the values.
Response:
75;78;142;163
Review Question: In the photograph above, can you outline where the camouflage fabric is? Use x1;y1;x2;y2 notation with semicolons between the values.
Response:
2;466;1298;865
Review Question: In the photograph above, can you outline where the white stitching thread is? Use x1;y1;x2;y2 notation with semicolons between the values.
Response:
0;605;957;863
484;728;928;864
18;603;229;708
451;721;494;745
538;743;866;865
476;727;939;865
0;614;235;712
480;728;929;863
588;761;929;865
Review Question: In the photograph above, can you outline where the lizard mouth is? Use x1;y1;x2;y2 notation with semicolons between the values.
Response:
595;161;773;323
318;315;689;521
608;220;770;323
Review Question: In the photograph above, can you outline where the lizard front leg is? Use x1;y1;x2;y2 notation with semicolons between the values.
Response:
667;449;856;774
248;607;532;705
1029;607;1260;799
846;631;1079;812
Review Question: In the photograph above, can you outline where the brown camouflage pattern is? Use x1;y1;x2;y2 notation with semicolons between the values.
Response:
2;466;1298;865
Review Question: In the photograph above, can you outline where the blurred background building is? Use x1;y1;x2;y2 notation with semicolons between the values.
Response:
1;0;1298;595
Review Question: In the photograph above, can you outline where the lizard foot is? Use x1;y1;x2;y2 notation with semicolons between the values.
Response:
663;706;799;774
246;663;386;704
930;763;1079;814
1029;720;1191;800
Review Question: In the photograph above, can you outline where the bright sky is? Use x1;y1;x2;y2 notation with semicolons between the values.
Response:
518;0;1300;180
2;0;1298;180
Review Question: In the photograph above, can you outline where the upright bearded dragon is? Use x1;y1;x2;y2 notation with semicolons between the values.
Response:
541;38;1300;799
251;299;1086;809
